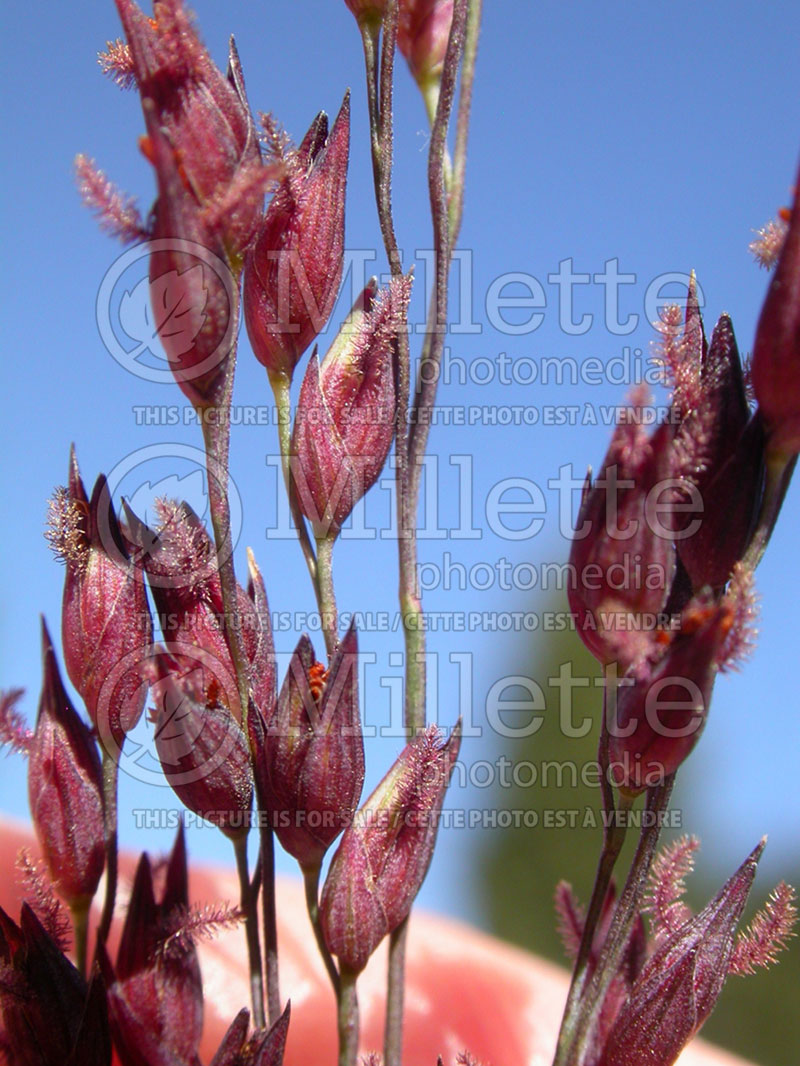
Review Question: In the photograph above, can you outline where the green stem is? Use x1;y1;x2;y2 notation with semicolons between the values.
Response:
70;899;90;978
401;0;471;733
337;965;360;1066
399;589;426;735
407;0;469;485
374;1;405;279
383;917;409;1066
368;0;423;735
269;371;319;594
420;78;453;192
360;8;426;1055
359;20;383;216
449;0;482;247
260;824;281;1026
359;3;479;1059
302;862;340;996
96;748;119;946
232;832;265;1029
405;0;470;561
315;534;339;659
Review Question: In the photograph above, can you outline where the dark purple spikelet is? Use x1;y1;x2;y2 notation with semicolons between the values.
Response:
250;623;364;868
292;276;411;538
127;499;242;715
601;840;781;1066
568;393;677;670
606;594;731;794
211;1002;291;1066
571;278;768;675
752;162;800;455
128;500;272;724
49;447;152;751
673;307;765;592
148;650;253;838
80;0;277;409
244;95;350;382
211;1008;252;1066
319;724;460;973
27;621;105;908
0;903;111;1066
103;824;204;1066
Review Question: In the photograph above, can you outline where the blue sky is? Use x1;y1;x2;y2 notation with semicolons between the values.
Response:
2;0;799;926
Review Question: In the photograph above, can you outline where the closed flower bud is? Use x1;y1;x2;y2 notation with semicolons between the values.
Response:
292;276;411;537
603;841;765;1066
148;650;253;839
28;621;104;908
752;164;800;455
49;447;152;751
129;500;270;723
676;314;765;591
244;95;350;382
320;724;460;973
103;824;203;1066
210;1003;291;1066
103;0;274;408
251;623;364;868
0;903;111;1066
607;595;731;794
398;0;454;88
568;401;677;670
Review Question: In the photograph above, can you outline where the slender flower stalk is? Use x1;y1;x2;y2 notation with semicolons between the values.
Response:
246;553;282;1028
233;832;266;1030
337;966;360;1066
96;750;120;948
346;1;478;1059
259;823;282;1027
363;5;476;1061
303;862;341;995
271;372;320;595
315;535;339;658
70;898;90;979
